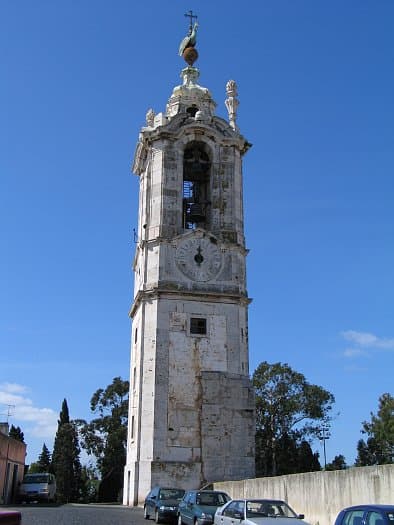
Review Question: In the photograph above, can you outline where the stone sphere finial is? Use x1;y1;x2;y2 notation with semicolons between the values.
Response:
182;47;199;66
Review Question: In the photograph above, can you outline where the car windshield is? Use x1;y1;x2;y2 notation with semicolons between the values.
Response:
23;475;50;484
159;489;185;500
196;493;230;506
246;500;298;519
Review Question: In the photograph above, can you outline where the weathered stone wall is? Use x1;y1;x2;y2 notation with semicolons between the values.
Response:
201;371;255;483
214;464;394;525
124;294;255;504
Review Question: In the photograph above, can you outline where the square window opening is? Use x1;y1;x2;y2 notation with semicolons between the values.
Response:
190;317;207;335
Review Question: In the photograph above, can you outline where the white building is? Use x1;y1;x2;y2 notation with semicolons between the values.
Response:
123;29;255;505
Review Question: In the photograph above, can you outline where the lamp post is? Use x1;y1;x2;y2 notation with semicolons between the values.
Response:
319;427;329;469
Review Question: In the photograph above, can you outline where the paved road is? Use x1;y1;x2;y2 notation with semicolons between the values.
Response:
3;503;147;525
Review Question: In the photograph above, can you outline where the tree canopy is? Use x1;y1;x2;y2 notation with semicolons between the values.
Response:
77;376;129;502
253;361;335;476
326;454;347;471
9;425;24;443
79;465;100;503
355;392;394;466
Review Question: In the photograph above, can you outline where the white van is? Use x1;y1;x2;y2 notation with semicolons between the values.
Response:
18;472;56;503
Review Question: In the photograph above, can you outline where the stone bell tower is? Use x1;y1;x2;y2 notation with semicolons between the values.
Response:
123;18;255;506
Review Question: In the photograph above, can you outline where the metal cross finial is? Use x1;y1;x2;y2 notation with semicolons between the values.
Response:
184;10;198;34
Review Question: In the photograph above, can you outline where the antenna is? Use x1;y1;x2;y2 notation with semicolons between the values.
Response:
0;404;15;423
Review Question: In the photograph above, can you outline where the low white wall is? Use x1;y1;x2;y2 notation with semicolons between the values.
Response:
214;464;394;525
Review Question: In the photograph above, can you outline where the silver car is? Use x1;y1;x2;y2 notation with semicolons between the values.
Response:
17;472;57;503
215;499;311;525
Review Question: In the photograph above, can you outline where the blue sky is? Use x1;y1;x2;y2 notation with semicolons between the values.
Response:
1;1;393;468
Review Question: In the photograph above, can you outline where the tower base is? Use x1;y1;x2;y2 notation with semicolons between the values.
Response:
123;372;255;506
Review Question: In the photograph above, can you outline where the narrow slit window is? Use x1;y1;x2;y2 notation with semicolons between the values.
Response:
190;317;207;335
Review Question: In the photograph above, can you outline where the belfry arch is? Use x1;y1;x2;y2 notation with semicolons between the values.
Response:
182;141;212;230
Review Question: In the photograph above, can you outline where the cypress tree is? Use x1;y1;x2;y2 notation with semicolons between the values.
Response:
37;443;51;472
51;399;82;502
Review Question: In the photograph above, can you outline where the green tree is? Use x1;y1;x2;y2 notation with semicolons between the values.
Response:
51;399;82;503
77;377;129;502
355;438;377;466
274;433;299;475
27;462;41;473
79;465;100;503
355;393;394;466
297;440;321;472
253;361;334;476
259;432;321;476
9;425;24;442
326;454;347;471
36;443;51;472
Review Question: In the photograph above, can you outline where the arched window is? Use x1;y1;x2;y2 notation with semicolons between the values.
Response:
186;105;198;117
182;141;211;229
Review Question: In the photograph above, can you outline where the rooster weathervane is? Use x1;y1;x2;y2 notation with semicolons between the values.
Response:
178;10;199;66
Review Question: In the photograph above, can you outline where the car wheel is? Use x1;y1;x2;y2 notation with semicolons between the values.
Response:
155;510;161;524
144;506;150;519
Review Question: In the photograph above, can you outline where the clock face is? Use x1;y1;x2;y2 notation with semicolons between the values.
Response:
175;236;222;282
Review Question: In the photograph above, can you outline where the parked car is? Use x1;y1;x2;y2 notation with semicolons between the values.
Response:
214;499;311;525
334;505;394;525
0;510;21;524
178;490;231;525
17;472;56;503
144;486;185;523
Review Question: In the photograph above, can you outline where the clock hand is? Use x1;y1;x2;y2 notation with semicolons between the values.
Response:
194;246;204;266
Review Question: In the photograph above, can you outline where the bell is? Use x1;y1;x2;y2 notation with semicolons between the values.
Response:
187;203;205;223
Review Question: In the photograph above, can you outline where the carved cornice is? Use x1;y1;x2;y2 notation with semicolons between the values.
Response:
136;232;249;256
129;287;252;318
137;119;250;155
